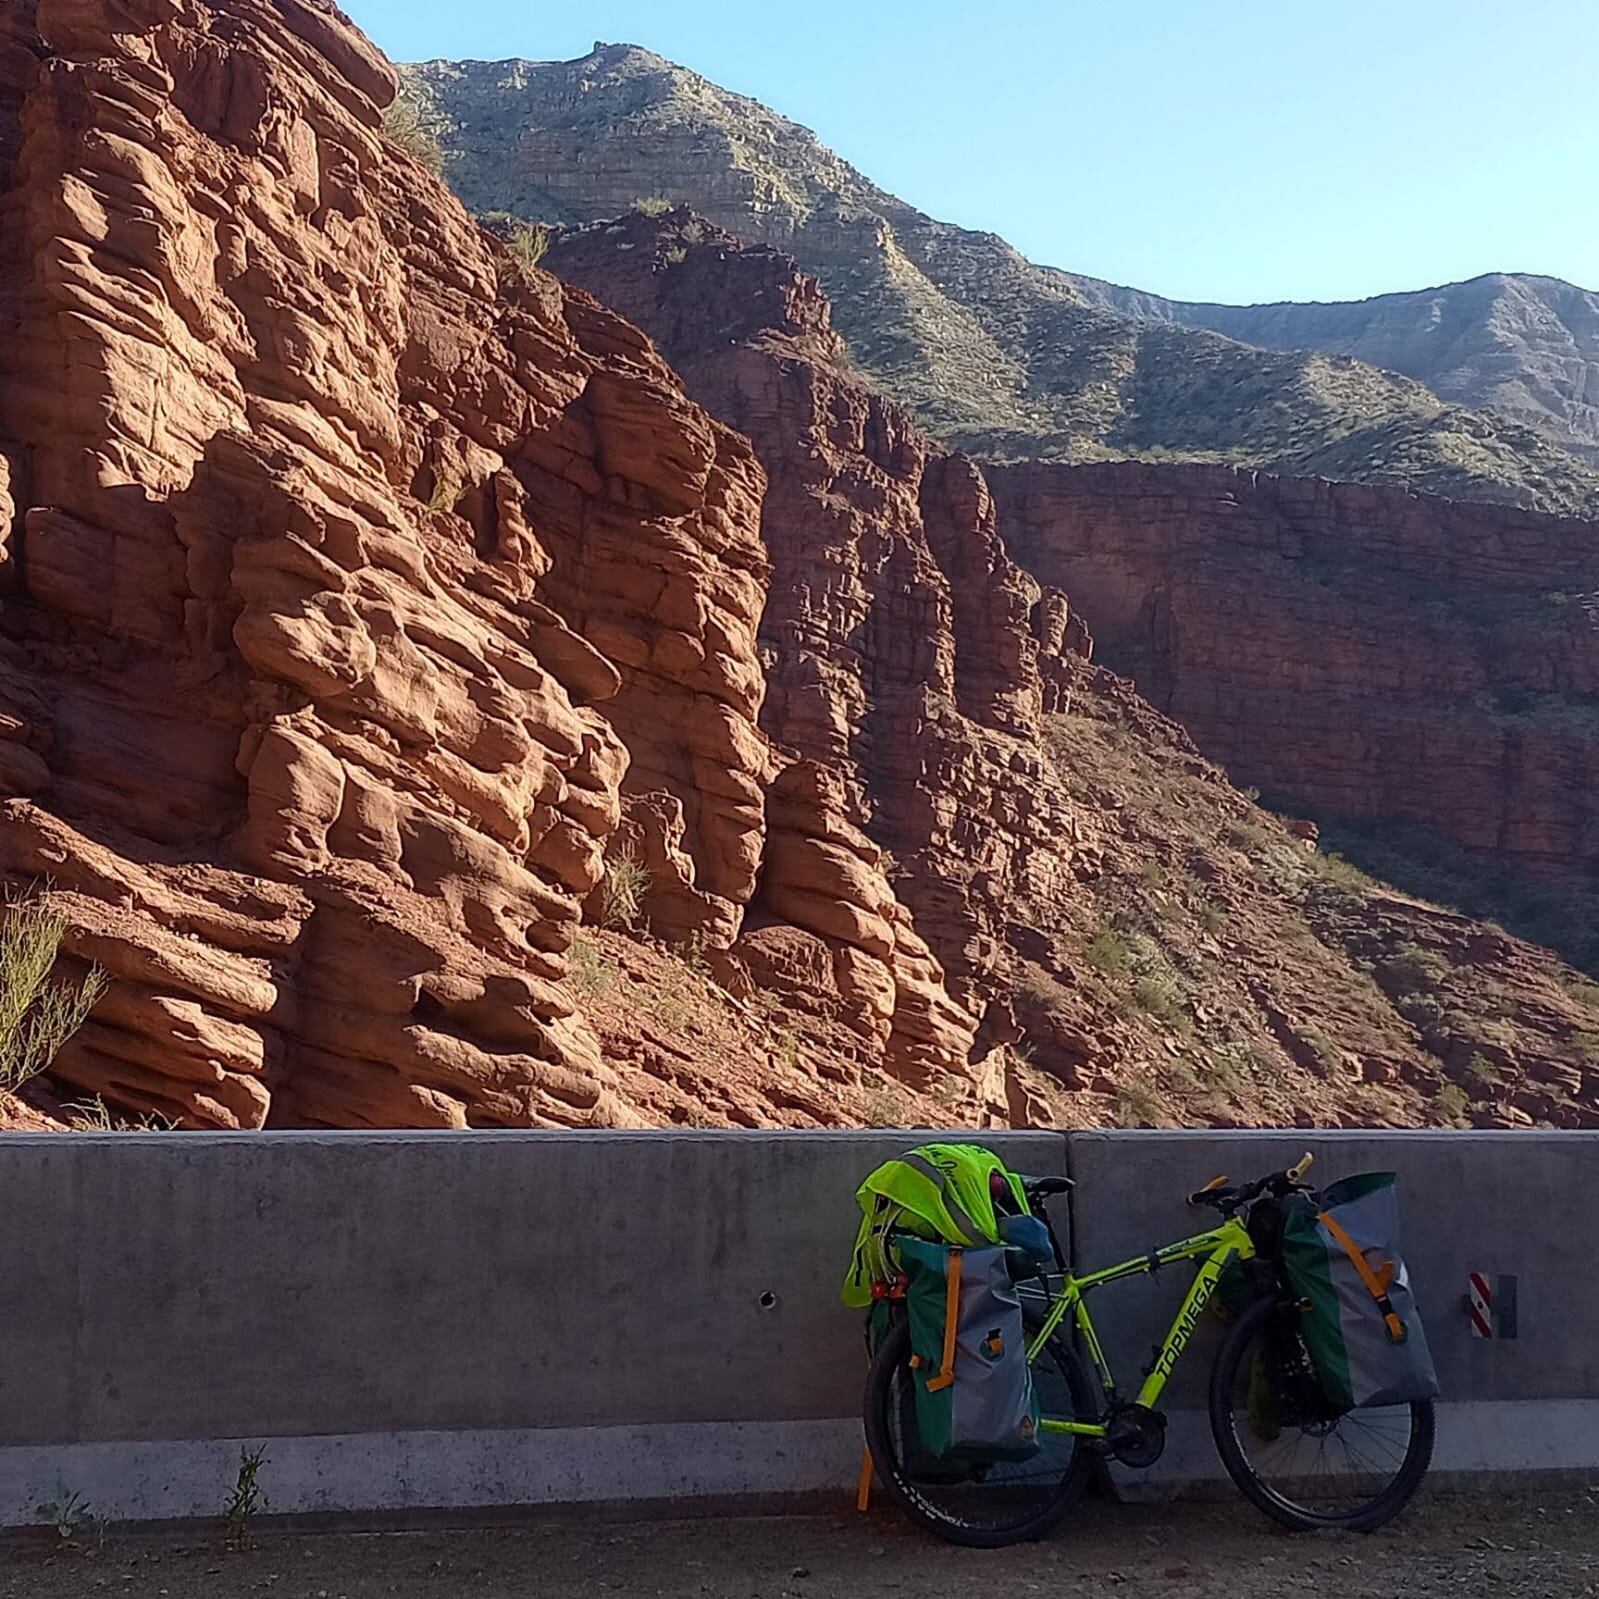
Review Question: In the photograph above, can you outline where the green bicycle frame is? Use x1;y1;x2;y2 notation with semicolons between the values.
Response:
1026;1215;1256;1439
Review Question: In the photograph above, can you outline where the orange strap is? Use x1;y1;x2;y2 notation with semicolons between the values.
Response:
1319;1210;1406;1342
925;1247;962;1392
856;1447;874;1512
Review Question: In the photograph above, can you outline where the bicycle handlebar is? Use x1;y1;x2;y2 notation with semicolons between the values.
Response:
1186;1151;1315;1215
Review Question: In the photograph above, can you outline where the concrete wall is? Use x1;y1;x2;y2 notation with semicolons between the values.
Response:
0;1129;1064;1524
1065;1130;1599;1493
0;1128;1590;1526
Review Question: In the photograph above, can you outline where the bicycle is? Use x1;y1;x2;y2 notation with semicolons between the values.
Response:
862;1153;1435;1547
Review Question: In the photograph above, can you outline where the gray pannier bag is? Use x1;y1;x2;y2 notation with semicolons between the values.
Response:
1280;1172;1440;1410
896;1235;1041;1460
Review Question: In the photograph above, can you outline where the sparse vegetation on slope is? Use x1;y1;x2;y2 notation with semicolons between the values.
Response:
402;48;1599;514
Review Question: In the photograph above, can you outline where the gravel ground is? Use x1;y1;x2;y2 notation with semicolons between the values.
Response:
2;1487;1595;1599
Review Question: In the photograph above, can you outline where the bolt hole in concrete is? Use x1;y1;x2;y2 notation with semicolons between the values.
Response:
758;1290;780;1310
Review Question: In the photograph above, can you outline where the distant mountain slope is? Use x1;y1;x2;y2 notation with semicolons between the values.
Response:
1067;271;1599;466
400;46;1599;515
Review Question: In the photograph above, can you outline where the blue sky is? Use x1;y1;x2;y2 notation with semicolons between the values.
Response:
343;0;1599;306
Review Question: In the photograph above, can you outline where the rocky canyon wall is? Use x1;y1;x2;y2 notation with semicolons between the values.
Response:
0;0;980;1128
543;212;1095;1066
988;461;1599;871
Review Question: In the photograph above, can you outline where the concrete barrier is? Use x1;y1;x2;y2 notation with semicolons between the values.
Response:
0;1127;1590;1526
1063;1130;1599;1493
0;1129;1064;1525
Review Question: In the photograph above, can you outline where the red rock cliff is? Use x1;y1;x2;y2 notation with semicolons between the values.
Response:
0;0;981;1127
987;461;1599;871
544;213;1096;1077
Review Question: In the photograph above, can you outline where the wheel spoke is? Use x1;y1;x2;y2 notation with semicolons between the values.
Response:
1215;1301;1431;1529
868;1315;1090;1543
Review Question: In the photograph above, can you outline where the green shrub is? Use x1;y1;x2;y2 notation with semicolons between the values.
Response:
861;1086;906;1128
506;220;550;273
1301;1026;1342;1079
599;849;650;928
1084;927;1133;976
567;937;611;996
1382;941;1450;992
1434;1082;1470;1125
1131;971;1183;1023
631;195;673;216
1113;1077;1163;1127
0;897;106;1098
381;96;444;175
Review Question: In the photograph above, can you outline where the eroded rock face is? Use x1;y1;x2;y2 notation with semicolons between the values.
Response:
0;0;747;1128
987;461;1599;872
545;213;1093;1054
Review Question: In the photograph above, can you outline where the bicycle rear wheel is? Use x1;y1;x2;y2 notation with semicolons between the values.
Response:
862;1311;1096;1548
1210;1295;1434;1532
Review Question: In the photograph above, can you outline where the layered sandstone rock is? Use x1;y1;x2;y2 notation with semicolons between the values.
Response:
0;0;981;1129
545;212;1093;1043
542;213;1599;1133
987;461;1599;872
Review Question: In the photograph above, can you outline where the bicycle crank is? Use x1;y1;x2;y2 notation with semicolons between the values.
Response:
1104;1403;1167;1468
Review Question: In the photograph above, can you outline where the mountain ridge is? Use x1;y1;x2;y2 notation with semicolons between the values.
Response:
400;44;1599;515
1066;269;1599;466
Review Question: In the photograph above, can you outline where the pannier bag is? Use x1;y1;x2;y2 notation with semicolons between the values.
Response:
896;1235;1041;1461
1280;1172;1440;1410
841;1142;1029;1309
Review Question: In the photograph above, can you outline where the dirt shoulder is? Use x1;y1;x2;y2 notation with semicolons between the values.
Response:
2;1487;1595;1599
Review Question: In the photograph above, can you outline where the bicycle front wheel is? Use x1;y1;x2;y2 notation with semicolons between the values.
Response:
862;1311;1096;1548
1209;1295;1434;1532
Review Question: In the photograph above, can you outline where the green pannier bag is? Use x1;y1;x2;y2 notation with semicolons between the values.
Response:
896;1235;1041;1462
841;1142;1029;1309
1280;1173;1440;1410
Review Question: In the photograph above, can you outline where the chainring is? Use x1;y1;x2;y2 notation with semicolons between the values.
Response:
1105;1402;1167;1468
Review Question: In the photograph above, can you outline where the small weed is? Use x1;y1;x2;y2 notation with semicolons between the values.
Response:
222;1446;267;1550
1434;1081;1470;1125
1112;1077;1163;1128
861;1086;907;1128
505;219;550;273
631;195;673;216
1198;900;1228;937
64;1095;177;1132
1138;860;1169;890
36;1485;93;1541
599;849;650;929
772;1029;803;1071
566;937;611;997
1241;785;1262;803
1084;927;1133;977
1464;1052;1499;1088
663;244;688;264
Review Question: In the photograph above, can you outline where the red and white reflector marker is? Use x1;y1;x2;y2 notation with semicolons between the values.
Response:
1467;1272;1494;1338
